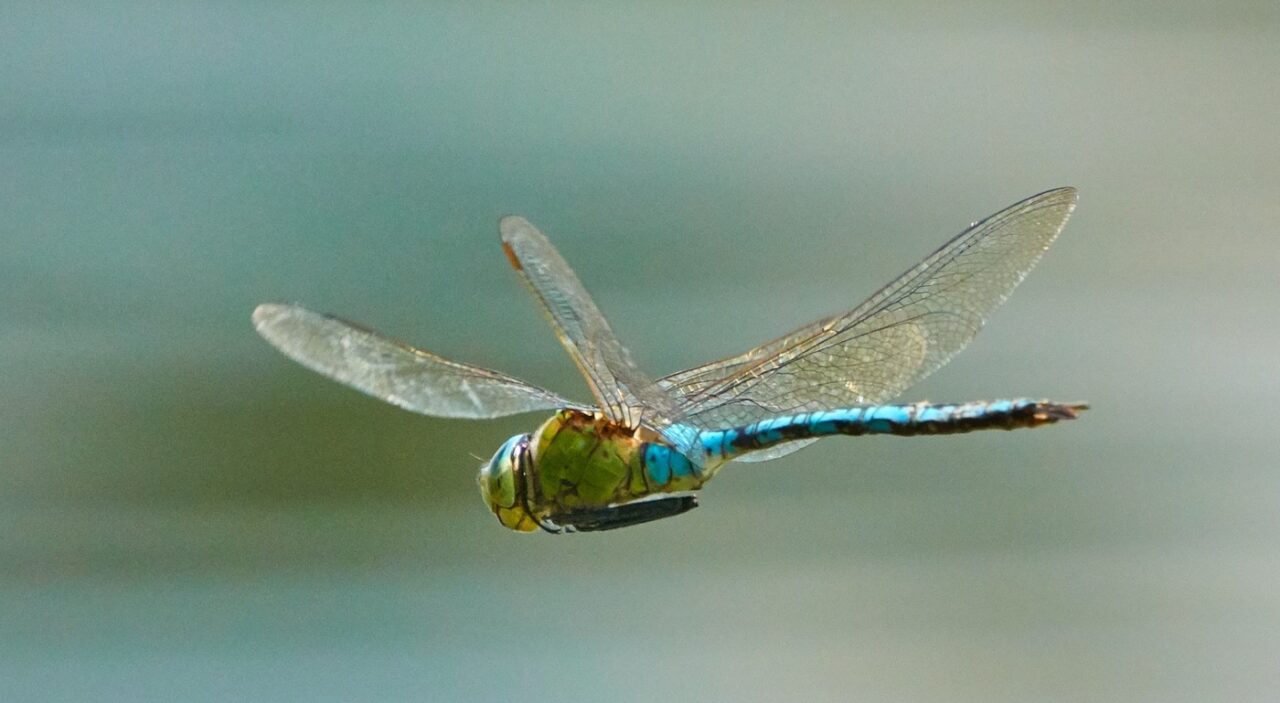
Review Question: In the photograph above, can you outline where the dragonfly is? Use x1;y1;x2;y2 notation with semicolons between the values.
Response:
254;187;1086;534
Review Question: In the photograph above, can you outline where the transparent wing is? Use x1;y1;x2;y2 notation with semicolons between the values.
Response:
500;216;692;445
661;187;1078;453
253;303;581;419
732;440;819;463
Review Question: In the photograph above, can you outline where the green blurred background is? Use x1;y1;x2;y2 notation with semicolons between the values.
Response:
3;2;1278;701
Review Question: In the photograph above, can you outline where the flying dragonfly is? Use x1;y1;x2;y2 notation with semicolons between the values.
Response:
253;187;1086;533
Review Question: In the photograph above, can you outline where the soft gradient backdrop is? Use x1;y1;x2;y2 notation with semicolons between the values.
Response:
3;2;1278;701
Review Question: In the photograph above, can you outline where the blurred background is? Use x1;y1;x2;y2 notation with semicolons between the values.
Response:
3;2;1278;701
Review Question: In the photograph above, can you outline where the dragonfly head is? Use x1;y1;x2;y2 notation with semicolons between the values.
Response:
478;433;539;532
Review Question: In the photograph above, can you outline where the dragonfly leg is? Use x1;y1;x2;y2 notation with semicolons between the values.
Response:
552;495;699;533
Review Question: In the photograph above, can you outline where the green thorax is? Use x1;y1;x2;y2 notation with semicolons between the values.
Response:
526;409;702;519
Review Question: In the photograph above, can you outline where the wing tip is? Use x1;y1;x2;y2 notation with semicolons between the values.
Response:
1011;186;1078;233
1057;185;1079;206
498;215;543;270
498;214;532;239
252;303;315;341
1027;185;1078;207
1047;186;1079;209
252;302;287;331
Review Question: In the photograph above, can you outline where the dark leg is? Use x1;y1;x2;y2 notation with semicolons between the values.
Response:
555;495;699;532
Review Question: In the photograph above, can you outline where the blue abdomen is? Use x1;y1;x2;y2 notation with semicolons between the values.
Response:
700;398;1086;463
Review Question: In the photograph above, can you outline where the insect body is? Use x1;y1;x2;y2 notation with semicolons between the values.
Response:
255;188;1086;533
480;409;704;532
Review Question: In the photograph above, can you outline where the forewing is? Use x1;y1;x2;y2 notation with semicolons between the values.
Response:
253;303;580;418
499;216;691;441
663;187;1078;439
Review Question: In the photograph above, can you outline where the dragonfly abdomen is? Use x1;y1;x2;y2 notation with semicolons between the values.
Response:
703;399;1087;463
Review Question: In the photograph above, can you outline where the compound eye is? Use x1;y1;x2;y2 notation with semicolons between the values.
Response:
480;434;526;510
477;434;538;532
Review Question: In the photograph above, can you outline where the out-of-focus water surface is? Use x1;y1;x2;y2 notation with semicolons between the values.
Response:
3;3;1279;701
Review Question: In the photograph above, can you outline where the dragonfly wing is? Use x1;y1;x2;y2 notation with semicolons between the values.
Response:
663;187;1078;433
499;216;692;444
253;303;581;418
732;438;818;463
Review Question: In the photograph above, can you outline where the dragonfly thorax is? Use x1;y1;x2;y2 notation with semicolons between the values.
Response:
477;409;707;533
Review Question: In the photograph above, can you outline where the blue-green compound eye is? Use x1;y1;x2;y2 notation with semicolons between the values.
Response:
478;434;537;531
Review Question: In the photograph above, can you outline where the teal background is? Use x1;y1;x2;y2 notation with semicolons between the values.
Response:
3;3;1279;701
